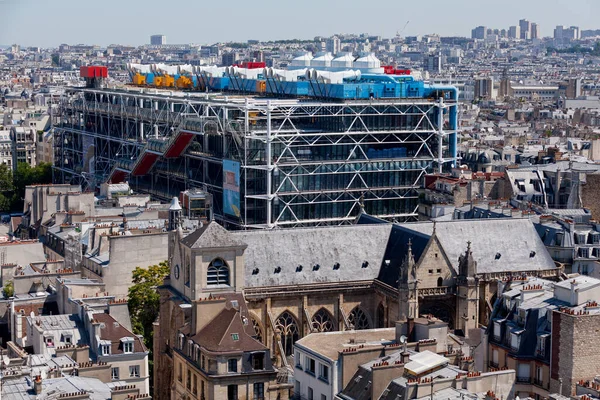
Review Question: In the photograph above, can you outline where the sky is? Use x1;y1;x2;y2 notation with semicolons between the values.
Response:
1;0;600;48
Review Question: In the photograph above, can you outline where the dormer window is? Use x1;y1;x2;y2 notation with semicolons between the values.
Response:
62;334;73;345
99;341;111;356
207;258;230;286
45;336;55;348
120;337;135;354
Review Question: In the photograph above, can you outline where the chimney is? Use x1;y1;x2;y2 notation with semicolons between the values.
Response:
34;375;43;395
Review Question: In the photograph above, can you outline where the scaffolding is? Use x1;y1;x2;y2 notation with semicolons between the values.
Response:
54;87;457;229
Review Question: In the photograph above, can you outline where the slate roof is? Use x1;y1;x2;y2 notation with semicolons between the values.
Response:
234;224;392;287
398;219;556;274
181;222;246;249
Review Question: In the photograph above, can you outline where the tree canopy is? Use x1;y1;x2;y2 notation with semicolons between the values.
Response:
0;162;53;212
127;261;170;352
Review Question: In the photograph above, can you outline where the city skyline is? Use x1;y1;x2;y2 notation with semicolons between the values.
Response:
1;0;600;47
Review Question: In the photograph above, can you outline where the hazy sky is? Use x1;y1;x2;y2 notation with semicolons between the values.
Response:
1;0;600;47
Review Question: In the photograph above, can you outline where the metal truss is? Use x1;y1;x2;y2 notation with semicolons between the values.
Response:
54;87;457;229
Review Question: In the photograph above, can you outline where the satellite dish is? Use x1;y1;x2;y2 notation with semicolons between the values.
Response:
399;335;407;344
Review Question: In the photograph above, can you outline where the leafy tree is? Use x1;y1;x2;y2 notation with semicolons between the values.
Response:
128;261;169;394
11;162;52;211
128;261;170;351
51;54;60;67
0;164;14;212
3;281;14;299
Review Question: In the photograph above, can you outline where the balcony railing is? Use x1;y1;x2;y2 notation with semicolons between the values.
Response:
533;378;545;388
516;376;531;383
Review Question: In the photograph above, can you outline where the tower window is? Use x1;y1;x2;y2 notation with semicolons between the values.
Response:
207;258;230;286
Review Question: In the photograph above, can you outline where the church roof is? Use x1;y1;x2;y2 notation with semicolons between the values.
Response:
181;221;247;249
397;218;556;274
234;224;392;287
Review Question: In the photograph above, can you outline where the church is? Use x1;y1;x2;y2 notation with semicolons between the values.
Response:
154;201;559;399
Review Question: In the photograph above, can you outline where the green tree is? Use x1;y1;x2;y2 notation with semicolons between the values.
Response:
3;280;14;299
128;261;170;351
11;162;52;211
0;164;14;212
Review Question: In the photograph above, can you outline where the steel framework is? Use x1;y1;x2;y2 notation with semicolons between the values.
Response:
54;87;457;229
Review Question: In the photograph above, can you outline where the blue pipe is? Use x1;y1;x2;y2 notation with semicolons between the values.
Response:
425;85;459;166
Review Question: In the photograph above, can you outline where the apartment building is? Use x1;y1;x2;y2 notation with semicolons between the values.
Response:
487;275;600;398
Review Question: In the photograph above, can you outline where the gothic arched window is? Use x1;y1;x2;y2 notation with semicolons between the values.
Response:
275;311;299;356
311;309;334;332
207;258;230;286
348;307;370;330
185;255;191;287
250;316;263;343
376;303;385;328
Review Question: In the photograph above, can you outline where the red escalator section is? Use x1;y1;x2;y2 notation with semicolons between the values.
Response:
132;153;160;176
110;170;128;184
164;131;195;158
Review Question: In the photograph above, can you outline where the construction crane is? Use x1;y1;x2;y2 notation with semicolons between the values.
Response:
397;21;410;37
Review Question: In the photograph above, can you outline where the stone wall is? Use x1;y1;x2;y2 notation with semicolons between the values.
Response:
550;311;600;396
582;174;600;220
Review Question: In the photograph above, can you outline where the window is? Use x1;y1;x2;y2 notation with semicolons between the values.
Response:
252;353;264;370
207;258;230;286
123;341;133;354
253;382;264;400
510;331;522;350
187;369;191;390
311;309;334;332
436;269;441;273
111;367;119;380
319;363;329;382
129;365;140;378
63;334;72;345
193;374;197;395
228;358;238;373
348;307;370;330
100;344;110;356
45;336;55;347
231;333;239;341
305;357;316;375
517;363;531;383
308;387;314;400
178;362;183;382
227;384;238;400
275;311;299;356
201;354;206;370
536;334;548;357
295;351;302;368
322;395;327;400
201;380;205;398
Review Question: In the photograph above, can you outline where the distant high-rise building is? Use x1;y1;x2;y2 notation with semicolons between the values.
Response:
221;51;239;66
424;52;443;73
554;25;581;43
325;35;341;55
150;34;166;45
531;23;539;39
519;19;531;39
500;29;507;38
471;26;487;40
508;26;521;39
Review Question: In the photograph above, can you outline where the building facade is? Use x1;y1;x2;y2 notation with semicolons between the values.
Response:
53;67;458;228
